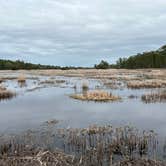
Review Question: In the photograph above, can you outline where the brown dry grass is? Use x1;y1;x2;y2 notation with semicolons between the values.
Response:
82;81;89;90
28;69;166;80
142;90;166;103
70;90;120;102
127;80;166;89
113;159;165;166
1;69;166;82
0;124;164;166
0;86;6;91
0;149;78;166
0;87;16;100
17;75;26;83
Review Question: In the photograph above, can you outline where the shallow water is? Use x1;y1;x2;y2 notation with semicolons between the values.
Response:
0;77;165;131
0;76;166;148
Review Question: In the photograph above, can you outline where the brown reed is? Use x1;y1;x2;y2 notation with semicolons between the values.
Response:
127;80;166;89
17;75;26;83
142;90;166;103
70;90;121;102
0;87;16;100
0;125;164;166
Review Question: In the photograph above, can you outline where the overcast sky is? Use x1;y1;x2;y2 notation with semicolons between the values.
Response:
0;0;166;66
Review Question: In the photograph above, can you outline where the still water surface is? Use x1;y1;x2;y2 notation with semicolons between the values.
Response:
0;78;166;142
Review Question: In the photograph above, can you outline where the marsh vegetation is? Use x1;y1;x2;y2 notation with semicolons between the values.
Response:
0;86;16;101
127;80;166;89
142;90;166;103
0;124;165;166
71;90;121;102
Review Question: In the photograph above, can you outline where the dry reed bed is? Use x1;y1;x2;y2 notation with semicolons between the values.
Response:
0;149;78;166
59;125;159;163
0;76;38;82
113;159;165;166
0;151;164;166
49;69;165;81
3;69;165;81
127;80;166;89
1;69;166;92
142;90;166;103
0;125;164;165
70;90;120;102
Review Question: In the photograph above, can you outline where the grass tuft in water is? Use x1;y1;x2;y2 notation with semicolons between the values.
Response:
142;90;166;103
70;90;121;102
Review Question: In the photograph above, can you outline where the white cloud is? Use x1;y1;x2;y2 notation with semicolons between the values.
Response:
0;0;166;66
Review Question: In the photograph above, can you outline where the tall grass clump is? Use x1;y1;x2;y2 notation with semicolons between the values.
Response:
142;90;166;103
0;86;16;101
0;79;3;84
17;75;26;87
17;75;26;83
82;81;89;91
71;90;121;102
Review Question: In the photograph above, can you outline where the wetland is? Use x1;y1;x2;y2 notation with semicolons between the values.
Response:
0;69;166;165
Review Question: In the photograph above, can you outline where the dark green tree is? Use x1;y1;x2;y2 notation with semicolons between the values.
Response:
94;60;110;69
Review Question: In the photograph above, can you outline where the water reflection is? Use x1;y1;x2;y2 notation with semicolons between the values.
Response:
18;81;27;88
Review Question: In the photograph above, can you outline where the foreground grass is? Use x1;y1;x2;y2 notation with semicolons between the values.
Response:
0;125;165;166
0;150;165;166
0;149;77;166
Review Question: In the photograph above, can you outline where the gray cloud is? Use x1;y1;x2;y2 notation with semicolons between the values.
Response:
0;0;166;66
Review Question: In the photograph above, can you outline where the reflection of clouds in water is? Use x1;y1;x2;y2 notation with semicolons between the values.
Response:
0;84;165;133
18;82;27;88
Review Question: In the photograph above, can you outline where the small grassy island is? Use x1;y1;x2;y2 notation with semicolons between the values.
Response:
70;90;121;102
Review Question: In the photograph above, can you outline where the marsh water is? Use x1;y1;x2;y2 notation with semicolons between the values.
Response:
0;74;166;159
0;76;166;135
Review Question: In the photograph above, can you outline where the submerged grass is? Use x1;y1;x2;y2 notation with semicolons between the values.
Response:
70;90;121;102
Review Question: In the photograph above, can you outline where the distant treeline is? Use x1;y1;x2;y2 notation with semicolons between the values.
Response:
95;45;166;69
0;45;166;70
0;59;87;70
